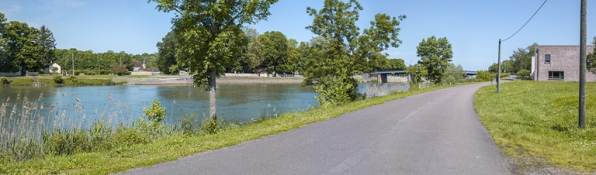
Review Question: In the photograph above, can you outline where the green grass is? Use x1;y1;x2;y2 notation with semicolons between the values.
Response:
474;81;596;172
0;82;475;174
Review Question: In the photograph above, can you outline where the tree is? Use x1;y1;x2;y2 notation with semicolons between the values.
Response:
259;31;288;76
156;31;178;75
2;21;42;73
151;0;279;119
416;36;453;84
286;38;301;74
488;63;498;73
384;58;406;70
443;63;463;85
501;59;513;73
509;43;537;74
304;0;406;105
0;13;7;69
407;64;427;90
38;25;56;67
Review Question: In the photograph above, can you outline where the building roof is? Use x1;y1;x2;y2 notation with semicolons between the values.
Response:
133;61;142;68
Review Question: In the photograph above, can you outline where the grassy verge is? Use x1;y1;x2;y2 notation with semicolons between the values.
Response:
474;81;596;172
1;82;473;174
0;76;125;86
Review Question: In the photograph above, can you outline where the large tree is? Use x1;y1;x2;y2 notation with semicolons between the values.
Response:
2;21;42;73
38;25;56;67
304;0;405;105
156;31;178;75
384;58;406;70
151;0;278;119
0;13;7;69
259;31;288;76
417;36;453;84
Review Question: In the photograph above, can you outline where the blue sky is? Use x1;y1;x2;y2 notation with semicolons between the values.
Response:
1;0;594;71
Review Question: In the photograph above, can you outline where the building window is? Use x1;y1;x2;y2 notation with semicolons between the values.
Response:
545;54;551;63
548;71;564;80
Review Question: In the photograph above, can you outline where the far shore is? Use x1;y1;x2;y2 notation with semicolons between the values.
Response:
113;76;305;85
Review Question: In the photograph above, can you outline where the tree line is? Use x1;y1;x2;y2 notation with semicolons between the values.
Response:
0;12;158;75
156;27;407;76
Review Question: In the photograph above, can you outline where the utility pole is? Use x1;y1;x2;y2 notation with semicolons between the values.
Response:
71;52;74;76
497;39;501;93
579;0;587;129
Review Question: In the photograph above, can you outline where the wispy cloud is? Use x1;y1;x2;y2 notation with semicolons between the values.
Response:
0;1;23;17
41;0;86;18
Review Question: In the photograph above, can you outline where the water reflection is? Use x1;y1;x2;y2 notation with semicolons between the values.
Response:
0;82;408;132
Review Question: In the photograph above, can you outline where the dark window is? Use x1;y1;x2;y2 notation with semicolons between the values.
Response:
548;71;564;80
545;54;551;63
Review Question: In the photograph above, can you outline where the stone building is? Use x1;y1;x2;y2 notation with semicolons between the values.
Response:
533;45;595;81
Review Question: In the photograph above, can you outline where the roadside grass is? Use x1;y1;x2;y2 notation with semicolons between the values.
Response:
474;81;596;172
1;82;476;174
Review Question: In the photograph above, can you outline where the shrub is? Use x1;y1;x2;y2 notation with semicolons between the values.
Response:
476;70;494;81
53;76;64;84
113;127;150;147
1;77;9;85
517;69;531;79
112;65;129;76
9;78;34;86
144;98;166;130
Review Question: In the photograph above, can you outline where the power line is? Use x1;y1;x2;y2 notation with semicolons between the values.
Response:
502;0;548;42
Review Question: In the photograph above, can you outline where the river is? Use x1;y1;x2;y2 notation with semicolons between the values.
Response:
0;83;408;131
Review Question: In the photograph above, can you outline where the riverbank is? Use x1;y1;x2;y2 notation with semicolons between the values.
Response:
114;76;305;85
0;82;474;174
474;81;596;173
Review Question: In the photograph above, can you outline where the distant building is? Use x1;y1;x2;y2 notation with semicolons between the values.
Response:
133;61;142;71
533;45;595;81
49;62;61;74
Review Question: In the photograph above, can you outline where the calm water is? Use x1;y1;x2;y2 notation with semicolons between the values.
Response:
0;83;408;130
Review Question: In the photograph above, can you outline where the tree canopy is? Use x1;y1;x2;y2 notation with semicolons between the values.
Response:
304;0;405;105
508;43;537;74
417;36;453;84
151;0;279;119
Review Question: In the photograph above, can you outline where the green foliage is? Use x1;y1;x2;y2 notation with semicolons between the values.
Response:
587;44;596;73
508;43;537;74
157;31;178;74
1;77;8;85
304;0;406;104
384;58;406;70
168;65;179;75
179;114;199;136
259;31;289;76
37;25;56;67
113;127;151;147
476;70;494;81
1;20;43;72
417;36;453;84
517;69;531;80
407;64;428;89
8;78;33;86
443;63;464;85
52;76;64;84
201;114;220;134
313;74;359;105
488;63;498;73
144;98;166;130
111;65;129;76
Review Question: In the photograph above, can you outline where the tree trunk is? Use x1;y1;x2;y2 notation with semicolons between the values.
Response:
209;68;217;119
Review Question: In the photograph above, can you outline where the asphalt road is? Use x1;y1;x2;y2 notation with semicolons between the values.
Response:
124;83;509;175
